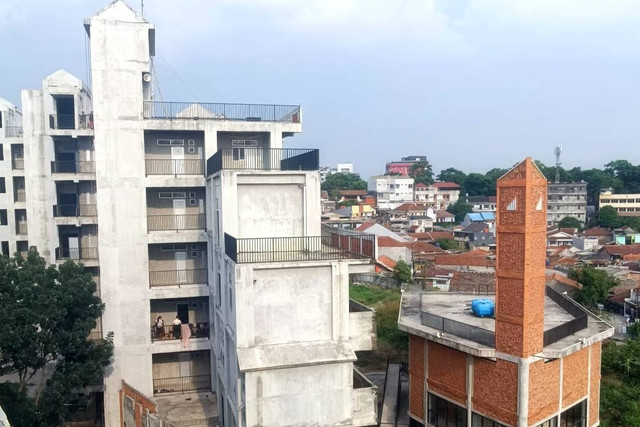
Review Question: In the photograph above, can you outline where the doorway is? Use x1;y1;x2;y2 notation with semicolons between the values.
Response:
177;303;189;324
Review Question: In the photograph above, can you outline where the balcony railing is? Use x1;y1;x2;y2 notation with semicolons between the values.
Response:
224;228;375;264
88;330;102;341
149;268;208;287
153;375;211;395
147;214;206;232
15;189;26;203
207;148;319;175
5;126;23;137
143;101;301;123
145;159;205;176
51;161;96;174
12;158;24;170
16;222;28;235
55;246;99;261
53;204;97;217
49;114;93;130
151;323;210;341
543;286;589;346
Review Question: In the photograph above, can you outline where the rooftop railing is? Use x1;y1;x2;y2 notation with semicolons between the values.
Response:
149;268;208;287
420;310;496;347
543;286;589;346
224;227;375;263
144;101;301;123
153;374;211;395
207;148;319;175
145;159;205;176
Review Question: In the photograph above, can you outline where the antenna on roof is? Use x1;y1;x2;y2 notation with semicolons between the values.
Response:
554;145;562;183
141;0;144;17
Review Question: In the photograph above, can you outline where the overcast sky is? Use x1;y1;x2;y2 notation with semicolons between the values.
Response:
1;0;639;179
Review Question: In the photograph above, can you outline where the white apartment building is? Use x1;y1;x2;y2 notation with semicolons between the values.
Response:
547;182;588;226
413;181;461;209
368;175;414;210
0;98;26;258
5;1;378;426
600;190;640;217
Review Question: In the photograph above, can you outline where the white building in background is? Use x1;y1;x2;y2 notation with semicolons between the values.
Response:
368;175;414;210
319;162;355;182
5;1;378;426
0;98;25;257
547;182;587;227
336;162;354;173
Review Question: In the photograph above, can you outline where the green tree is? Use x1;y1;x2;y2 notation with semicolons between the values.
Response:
437;168;467;193
393;259;412;284
464;173;492;196
600;339;640;426
321;173;367;199
568;266;619;309
558;216;583;230
604;160;640;193
0;249;113;425
447;199;474;223
597;206;622;229
408;161;434;186
435;238;457;250
484;168;510;196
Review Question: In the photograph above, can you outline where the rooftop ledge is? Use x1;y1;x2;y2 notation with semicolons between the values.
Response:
398;290;614;359
206;148;319;176
143;101;301;123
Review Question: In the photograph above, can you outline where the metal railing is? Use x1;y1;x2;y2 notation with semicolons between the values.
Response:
149;268;208;287
224;229;375;264
151;322;210;341
78;113;93;130
55;246;99;261
88;330;102;341
5;126;23;137
51;161;96;174
543;286;589;346
143;101;301;123
12;158;24;170
14;189;26;203
49;114;76;130
153;375;211;395
207;148;319;175
53;204;97;217
147;214;206;231
16;222;28;235
420;311;496;347
145;159;205;176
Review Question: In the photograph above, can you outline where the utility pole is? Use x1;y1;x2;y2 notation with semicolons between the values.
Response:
554;145;562;183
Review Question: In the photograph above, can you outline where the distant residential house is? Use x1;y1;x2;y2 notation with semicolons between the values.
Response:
409;231;455;242
355;221;410;242
613;226;640;245
337;189;369;203
433;210;455;224
413;182;461;209
572;235;601;251
467;195;497;213
422;267;454;291
454;222;496;249
368;175;414;210
434;252;495;272
547;230;575;247
320;190;335;214
332;204;374;219
546;272;582;298
375;255;397;274
461;212;496;227
389;203;434;231
594;244;640;262
376;236;413;265
584;226;613;245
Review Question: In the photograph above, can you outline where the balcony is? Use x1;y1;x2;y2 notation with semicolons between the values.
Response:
151;322;210;342
145;159;205;176
207;148;319;175
149;269;208;288
12;158;24;170
16;222;28;236
144;101;300;123
5;126;23;138
349;300;376;352
152;351;211;395
55;246;99;261
352;369;378;427
147;214;206;232
224;228;375;264
14;189;25;203
153;375;211;395
51;161;96;175
49;113;93;130
53;204;98;218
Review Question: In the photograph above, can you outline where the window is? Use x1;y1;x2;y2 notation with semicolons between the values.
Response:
0;144;3;161
160;244;187;251
472;413;507;427
158;192;186;199
0;111;2;128
216;273;222;307
428;393;467;427
0;178;4;193
232;148;245;161
0;210;6;226
157;139;184;146
1;242;8;256
560;400;586;427
536;417;558;427
231;139;257;147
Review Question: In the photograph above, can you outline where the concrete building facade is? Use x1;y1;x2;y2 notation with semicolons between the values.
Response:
399;159;613;427
5;1;378;425
368;175;415;210
599;190;640;217
547;182;587;227
414;182;461;209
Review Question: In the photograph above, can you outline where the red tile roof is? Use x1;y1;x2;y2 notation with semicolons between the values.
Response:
377;236;409;247
410;231;455;241
600;244;640;256
425;267;453;277
393;203;432;212
415;183;428;188
409;241;444;254
432;182;461;189
434;253;495;267
377;255;397;271
355;221;377;232
338;190;368;197
584;227;611;237
435;210;455;218
449;272;495;293
545;273;582;290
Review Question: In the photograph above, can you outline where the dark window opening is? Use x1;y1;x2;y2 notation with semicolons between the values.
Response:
0;178;5;193
1;241;8;256
428;393;467;427
560;400;586;427
0;210;6;226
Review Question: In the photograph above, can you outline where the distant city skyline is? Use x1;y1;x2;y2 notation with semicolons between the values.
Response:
1;0;639;180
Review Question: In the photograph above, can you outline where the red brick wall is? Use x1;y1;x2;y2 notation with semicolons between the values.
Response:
528;359;560;425
409;335;425;420
562;347;589;408
473;358;518;426
120;381;157;427
589;343;602;426
427;342;467;405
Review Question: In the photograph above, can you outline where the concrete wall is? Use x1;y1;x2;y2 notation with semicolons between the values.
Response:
244;363;353;427
378;246;412;264
152;351;210;380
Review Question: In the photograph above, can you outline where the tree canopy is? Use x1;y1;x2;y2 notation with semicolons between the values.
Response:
447;199;474;223
321;173;367;199
558;216;583;230
408;161;434;186
568;266;619;309
0;249;113;425
393;259;412;284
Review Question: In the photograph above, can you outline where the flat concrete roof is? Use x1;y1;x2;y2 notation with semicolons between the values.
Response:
155;391;218;426
398;290;614;359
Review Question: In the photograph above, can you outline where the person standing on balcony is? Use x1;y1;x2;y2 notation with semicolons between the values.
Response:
173;316;182;339
155;316;165;339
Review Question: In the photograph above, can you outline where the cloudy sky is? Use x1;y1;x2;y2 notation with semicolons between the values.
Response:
1;0;639;179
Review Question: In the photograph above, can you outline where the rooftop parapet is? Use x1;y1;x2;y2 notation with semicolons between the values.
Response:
143;101;301;123
206;148;319;176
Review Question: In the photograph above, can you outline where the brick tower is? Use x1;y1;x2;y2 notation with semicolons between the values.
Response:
495;158;548;357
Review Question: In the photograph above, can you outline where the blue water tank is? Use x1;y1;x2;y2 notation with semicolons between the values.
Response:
471;299;495;318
